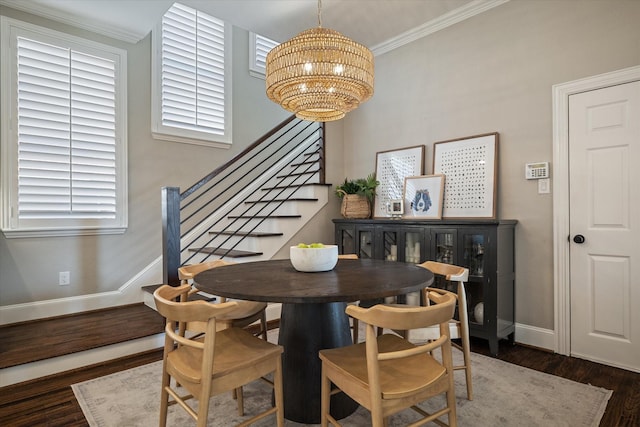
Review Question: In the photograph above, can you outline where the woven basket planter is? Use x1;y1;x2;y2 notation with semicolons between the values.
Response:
340;194;371;219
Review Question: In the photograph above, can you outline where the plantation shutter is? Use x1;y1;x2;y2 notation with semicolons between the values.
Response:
16;36;117;219
254;34;278;72
161;3;225;135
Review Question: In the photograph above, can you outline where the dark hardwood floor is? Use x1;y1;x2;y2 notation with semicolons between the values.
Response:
0;306;638;426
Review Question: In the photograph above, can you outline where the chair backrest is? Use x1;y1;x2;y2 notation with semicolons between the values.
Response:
178;259;235;282
338;254;359;259
348;290;455;334
154;284;238;335
418;261;469;306
419;260;468;282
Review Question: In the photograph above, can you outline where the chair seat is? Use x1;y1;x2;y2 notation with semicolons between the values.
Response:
167;327;282;384
320;333;446;399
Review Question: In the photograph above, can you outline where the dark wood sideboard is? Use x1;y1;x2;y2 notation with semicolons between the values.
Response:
333;218;517;355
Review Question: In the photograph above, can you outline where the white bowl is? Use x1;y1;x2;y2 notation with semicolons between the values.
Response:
289;245;338;272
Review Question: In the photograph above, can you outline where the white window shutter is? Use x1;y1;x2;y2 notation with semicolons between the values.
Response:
16;37;117;219
250;33;279;76
161;3;226;136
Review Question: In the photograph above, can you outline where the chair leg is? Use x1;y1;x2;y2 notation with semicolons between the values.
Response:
260;311;268;341
274;355;285;427
320;363;330;427
446;387;458;427
462;340;473;400
236;386;244;416
159;376;170;427
352;318;359;344
197;390;212;427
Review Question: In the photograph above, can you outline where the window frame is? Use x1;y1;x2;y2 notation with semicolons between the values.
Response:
151;3;233;148
0;16;128;238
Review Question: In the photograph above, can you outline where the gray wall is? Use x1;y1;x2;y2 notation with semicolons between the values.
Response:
340;0;640;330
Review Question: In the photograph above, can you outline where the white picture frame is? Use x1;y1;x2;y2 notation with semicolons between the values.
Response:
433;133;498;219
374;146;424;218
403;174;445;219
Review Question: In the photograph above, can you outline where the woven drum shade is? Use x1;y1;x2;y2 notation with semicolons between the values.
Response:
265;27;374;122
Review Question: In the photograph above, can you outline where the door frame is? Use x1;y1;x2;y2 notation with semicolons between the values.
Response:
552;65;640;355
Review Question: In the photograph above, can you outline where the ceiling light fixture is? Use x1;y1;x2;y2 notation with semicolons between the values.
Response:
265;0;374;122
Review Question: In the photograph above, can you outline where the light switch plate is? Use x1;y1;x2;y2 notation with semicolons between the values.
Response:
538;178;550;194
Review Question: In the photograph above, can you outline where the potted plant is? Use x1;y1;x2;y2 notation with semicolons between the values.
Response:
335;173;379;219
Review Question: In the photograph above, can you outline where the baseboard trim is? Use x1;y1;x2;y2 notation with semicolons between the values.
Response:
514;322;555;351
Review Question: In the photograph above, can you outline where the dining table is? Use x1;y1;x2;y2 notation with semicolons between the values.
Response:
193;257;434;424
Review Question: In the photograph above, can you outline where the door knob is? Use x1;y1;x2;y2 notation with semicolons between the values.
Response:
573;234;585;244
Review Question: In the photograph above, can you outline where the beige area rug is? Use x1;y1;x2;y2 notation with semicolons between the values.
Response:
73;333;612;427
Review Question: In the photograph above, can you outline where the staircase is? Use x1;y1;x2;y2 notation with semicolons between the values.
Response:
162;116;327;284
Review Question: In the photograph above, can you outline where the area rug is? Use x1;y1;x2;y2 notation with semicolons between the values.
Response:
73;338;612;426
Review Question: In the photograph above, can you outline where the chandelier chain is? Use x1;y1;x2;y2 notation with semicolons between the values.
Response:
317;0;322;27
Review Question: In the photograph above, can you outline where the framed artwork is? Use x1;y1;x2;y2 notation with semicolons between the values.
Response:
403;174;445;219
374;145;424;218
433;132;499;219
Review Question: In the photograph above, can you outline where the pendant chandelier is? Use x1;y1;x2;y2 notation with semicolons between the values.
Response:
265;0;374;122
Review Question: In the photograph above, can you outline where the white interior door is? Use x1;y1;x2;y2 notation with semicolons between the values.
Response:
569;81;640;371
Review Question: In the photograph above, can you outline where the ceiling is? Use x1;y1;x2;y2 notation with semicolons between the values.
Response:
0;0;507;52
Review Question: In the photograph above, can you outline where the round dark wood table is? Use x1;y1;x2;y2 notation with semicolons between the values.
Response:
194;258;434;424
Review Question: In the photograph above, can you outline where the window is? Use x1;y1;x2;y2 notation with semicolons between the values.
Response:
249;32;279;78
151;3;232;147
1;17;128;238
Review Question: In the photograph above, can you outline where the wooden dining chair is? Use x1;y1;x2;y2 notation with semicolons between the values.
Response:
154;284;284;427
178;259;268;340
414;260;473;400
319;290;458;427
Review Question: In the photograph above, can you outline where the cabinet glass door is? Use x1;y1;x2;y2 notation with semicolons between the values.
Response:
337;227;355;255
357;229;373;259
431;230;456;264
463;234;485;276
404;231;422;263
382;230;398;261
461;232;486;326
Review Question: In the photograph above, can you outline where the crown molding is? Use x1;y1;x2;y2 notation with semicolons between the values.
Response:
371;0;510;56
0;0;147;43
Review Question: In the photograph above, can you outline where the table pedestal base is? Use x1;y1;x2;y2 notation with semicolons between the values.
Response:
278;302;359;424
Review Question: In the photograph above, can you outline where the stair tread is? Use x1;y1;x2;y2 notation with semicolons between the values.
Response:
262;183;331;191
0;303;165;369
244;198;319;204
227;214;301;219
209;231;284;237
277;168;320;178
188;247;263;257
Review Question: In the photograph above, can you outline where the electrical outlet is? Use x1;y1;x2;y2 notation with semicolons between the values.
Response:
59;271;70;286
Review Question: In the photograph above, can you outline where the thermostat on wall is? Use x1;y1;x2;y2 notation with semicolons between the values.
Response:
525;162;549;179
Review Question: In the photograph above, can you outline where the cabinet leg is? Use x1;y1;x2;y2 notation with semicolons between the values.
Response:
489;338;499;356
